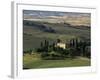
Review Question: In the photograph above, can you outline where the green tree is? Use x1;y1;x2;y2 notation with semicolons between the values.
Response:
57;39;61;43
40;41;43;48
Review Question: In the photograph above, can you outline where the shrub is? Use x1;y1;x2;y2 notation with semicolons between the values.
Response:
41;51;65;60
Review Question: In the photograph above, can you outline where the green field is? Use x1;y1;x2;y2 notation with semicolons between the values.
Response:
23;54;90;69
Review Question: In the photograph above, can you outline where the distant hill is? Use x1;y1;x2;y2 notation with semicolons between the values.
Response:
23;10;91;26
24;15;90;26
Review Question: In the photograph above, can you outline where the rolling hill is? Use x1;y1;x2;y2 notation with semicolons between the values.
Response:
23;20;90;51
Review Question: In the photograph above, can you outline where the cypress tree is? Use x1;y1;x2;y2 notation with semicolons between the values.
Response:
40;41;43;48
46;40;49;52
72;39;75;47
69;39;72;47
75;38;78;49
52;42;55;51
44;40;47;47
57;39;61;43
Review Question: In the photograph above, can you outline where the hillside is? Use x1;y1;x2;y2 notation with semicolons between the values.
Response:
23;20;90;51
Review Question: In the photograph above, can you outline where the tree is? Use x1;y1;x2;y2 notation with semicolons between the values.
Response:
28;49;32;55
70;48;76;59
57;39;61;43
40;41;43;48
69;39;72;47
52;42;55;51
75;38;78;49
72;39;75;47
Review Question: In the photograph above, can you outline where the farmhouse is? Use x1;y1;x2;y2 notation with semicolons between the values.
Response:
55;42;66;49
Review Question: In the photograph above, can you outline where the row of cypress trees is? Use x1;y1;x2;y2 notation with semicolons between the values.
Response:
36;38;90;59
69;38;90;58
24;38;90;59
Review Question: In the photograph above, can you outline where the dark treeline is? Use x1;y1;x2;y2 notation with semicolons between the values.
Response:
24;38;91;60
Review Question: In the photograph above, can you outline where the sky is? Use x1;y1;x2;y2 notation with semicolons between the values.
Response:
23;10;91;18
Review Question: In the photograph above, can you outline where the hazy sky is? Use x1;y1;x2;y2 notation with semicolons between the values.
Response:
23;10;91;18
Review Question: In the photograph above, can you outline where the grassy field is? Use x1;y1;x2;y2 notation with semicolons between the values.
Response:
23;54;90;69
